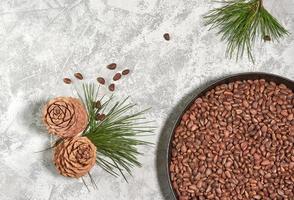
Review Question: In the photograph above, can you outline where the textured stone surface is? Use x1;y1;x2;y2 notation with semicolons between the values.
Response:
0;0;293;200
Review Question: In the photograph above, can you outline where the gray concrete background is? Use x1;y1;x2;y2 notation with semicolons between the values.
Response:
0;0;293;200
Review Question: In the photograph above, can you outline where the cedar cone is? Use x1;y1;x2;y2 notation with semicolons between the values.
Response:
54;136;96;178
43;97;88;138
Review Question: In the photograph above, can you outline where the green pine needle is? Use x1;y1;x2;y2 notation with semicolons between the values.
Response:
204;0;289;62
79;84;154;180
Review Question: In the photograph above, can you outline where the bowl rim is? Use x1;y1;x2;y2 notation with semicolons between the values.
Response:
166;72;294;200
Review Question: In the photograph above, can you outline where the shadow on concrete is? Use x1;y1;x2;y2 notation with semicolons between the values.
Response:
20;98;60;177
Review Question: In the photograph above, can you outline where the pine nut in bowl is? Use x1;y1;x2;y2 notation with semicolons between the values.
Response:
166;73;294;200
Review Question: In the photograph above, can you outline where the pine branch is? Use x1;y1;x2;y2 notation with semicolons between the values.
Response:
79;83;154;180
204;0;289;62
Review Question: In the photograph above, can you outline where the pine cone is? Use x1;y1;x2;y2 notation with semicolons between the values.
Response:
53;136;96;178
43;97;88;138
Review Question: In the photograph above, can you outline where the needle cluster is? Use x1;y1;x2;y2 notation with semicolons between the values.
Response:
80;84;154;180
204;0;289;61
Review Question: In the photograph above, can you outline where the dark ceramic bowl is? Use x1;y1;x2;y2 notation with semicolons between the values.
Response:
166;72;294;200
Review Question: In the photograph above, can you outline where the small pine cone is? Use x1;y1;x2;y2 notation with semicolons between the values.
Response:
53;136;96;178
43;97;88;138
